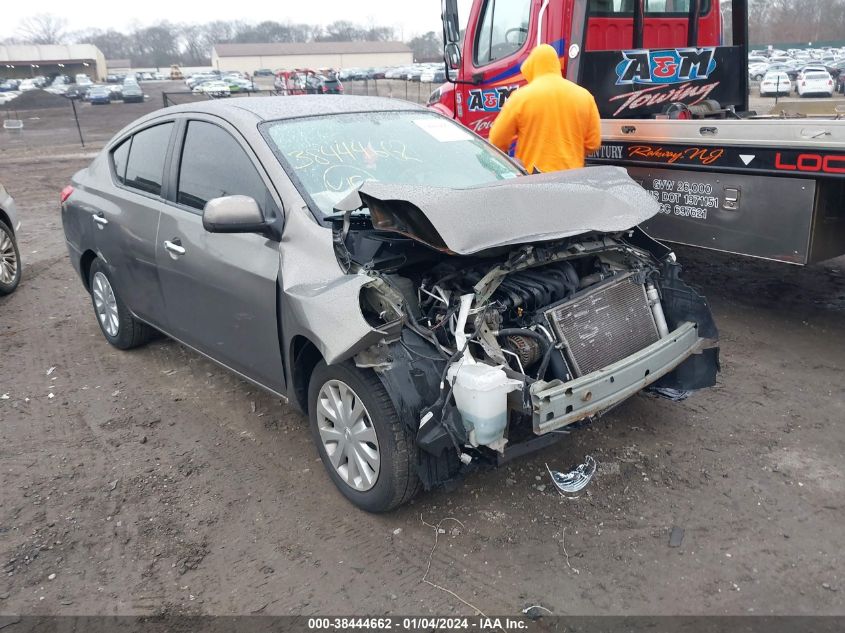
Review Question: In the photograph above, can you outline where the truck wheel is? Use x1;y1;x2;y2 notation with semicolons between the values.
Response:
308;361;420;512
0;220;21;295
89;258;153;349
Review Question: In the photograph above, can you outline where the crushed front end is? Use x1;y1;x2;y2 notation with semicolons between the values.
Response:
331;172;719;489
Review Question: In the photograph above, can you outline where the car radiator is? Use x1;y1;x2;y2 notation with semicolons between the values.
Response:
544;273;661;377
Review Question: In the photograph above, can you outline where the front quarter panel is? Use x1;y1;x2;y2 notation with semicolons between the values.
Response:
278;203;386;367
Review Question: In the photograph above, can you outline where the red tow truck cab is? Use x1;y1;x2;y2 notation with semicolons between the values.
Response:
433;0;748;133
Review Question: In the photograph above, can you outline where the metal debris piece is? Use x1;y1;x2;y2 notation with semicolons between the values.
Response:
650;387;691;401
546;455;597;495
669;526;685;547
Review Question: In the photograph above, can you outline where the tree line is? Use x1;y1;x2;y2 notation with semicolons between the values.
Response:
747;0;845;45
5;14;444;67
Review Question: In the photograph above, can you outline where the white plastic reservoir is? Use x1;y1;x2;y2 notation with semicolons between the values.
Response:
447;363;523;446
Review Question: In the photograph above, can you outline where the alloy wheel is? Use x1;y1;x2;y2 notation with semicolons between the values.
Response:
316;379;380;491
0;229;17;285
92;271;119;337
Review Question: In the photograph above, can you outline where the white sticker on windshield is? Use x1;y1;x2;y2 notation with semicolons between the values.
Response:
412;118;473;142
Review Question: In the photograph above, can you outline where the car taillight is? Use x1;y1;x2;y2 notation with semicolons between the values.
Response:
802;81;806;86
60;185;74;204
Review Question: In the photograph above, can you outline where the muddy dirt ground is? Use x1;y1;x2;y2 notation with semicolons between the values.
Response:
0;84;843;618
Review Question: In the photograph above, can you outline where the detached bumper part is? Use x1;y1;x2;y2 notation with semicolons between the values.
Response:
530;321;706;434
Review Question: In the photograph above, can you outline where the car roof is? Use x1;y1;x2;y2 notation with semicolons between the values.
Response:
160;95;426;123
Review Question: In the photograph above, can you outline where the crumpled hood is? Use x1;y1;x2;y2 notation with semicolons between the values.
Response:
335;166;661;255
522;44;562;83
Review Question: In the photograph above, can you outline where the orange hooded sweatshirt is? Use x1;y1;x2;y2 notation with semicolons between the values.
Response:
489;44;602;173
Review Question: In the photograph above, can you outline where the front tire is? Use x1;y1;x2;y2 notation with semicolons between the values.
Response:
0;220;21;295
89;258;153;349
308;361;420;512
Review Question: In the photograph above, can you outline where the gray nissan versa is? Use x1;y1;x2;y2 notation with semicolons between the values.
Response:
60;96;719;512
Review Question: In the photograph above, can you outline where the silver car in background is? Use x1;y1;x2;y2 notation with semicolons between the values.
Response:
0;183;21;295
60;96;719;512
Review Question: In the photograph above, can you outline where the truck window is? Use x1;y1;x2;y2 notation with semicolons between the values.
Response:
474;0;531;66
589;0;711;15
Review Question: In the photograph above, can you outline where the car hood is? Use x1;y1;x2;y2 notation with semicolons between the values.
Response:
334;165;660;255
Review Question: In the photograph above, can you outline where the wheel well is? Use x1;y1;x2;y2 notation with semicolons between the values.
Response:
0;209;11;235
290;336;323;414
80;250;98;291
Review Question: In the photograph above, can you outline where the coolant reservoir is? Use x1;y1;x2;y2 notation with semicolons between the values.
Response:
447;363;523;447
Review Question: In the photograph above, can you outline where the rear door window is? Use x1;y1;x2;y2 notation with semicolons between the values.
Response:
123;123;174;196
176;120;274;215
111;138;131;184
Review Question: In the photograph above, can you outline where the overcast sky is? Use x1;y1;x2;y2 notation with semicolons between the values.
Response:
1;1;452;41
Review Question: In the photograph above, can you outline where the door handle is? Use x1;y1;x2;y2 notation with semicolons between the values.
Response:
164;239;185;256
93;213;108;226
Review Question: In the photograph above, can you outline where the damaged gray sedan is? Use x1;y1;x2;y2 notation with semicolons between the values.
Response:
61;96;718;512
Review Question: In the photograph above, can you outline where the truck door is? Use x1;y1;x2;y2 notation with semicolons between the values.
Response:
454;0;535;137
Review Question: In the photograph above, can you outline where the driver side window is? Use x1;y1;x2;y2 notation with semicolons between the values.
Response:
474;0;531;66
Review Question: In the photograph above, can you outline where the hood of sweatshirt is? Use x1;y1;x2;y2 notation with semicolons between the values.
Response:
521;44;562;83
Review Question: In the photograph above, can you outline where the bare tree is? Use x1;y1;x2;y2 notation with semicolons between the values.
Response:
17;13;68;45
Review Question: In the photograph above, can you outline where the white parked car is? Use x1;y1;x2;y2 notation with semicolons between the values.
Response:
797;70;834;97
75;74;92;87
18;79;37;91
759;71;791;96
186;73;216;89
192;80;230;97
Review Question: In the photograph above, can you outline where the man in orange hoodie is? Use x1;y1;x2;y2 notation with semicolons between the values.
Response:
489;44;602;173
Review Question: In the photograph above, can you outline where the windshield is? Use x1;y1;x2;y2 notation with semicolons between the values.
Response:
262;111;521;219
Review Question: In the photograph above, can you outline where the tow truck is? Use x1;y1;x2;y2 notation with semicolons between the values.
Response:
430;0;845;264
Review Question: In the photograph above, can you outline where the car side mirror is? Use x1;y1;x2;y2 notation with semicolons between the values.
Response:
202;195;266;234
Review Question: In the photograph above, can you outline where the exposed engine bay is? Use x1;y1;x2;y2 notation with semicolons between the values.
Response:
329;173;719;490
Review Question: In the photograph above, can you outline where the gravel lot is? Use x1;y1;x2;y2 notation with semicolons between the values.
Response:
0;83;843;618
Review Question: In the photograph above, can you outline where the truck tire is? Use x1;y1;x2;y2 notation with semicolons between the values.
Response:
308;360;420;512
88;258;154;349
0;220;21;295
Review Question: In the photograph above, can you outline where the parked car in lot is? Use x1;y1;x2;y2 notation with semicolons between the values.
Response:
304;74;343;94
120;83;144;103
797;70;834;97
75;74;93;88
759;71;791;96
60;96;719;511
254;69;274;77
0;182;21;295
64;85;86;100
193;80;230;97
87;85;113;104
18;79;37;91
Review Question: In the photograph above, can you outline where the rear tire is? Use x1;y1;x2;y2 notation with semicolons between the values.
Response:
89;258;153;349
308;360;420;512
0;220;21;295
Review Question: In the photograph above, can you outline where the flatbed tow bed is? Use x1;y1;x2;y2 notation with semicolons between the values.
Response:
591;118;845;264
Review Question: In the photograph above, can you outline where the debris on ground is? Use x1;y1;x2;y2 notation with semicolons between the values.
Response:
522;604;552;619
648;387;692;401
669;526;685;547
546;455;597;495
